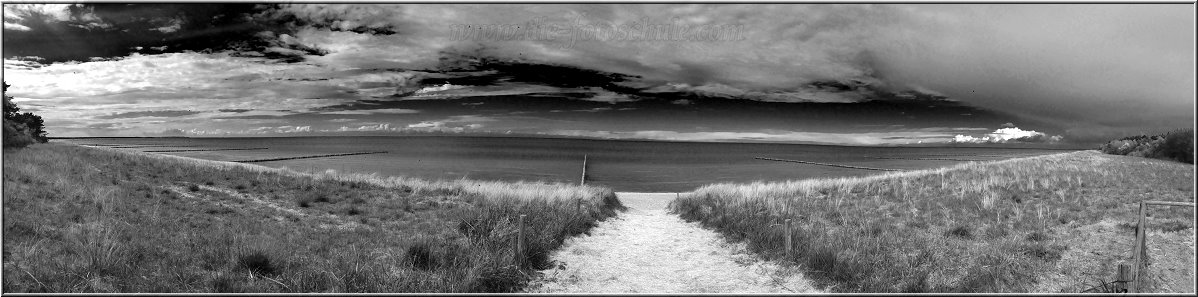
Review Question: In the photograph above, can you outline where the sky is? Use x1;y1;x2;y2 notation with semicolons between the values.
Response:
2;3;1193;145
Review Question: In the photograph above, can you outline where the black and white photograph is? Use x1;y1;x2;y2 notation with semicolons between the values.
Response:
1;0;1194;293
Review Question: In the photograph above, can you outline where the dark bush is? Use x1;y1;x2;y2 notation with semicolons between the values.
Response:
945;225;973;239
405;243;436;270
188;184;201;192
1160;129;1194;164
237;251;278;275
3;120;35;148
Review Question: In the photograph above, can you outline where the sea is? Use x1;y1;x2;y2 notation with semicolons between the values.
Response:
57;136;1083;192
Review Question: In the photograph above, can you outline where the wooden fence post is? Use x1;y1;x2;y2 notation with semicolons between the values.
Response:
1130;202;1146;293
516;214;526;267
1117;264;1131;293
580;155;587;186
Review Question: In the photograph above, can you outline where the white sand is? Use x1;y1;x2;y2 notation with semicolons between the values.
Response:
524;192;824;293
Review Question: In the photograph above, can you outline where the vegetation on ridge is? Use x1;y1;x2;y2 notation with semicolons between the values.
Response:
670;151;1193;292
2;143;624;292
1098;129;1193;164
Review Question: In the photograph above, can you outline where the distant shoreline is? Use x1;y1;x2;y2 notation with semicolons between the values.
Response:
51;134;1095;150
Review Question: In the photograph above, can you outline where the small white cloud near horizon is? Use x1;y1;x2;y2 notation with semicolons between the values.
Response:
953;125;1064;143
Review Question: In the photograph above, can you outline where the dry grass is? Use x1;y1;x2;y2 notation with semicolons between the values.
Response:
2;143;624;292
669;150;1194;292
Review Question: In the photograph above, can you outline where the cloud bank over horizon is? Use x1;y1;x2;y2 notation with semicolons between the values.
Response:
3;3;1193;143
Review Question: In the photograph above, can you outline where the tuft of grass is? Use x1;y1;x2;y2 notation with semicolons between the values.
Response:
945;225;973;239
405;243;436;270
237;251;278;275
670;151;1194;292
2;143;624;293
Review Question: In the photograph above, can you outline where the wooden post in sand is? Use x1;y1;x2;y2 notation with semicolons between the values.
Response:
1130;202;1146;293
784;218;793;256
580;155;588;186
516;214;526;266
1117;264;1131;292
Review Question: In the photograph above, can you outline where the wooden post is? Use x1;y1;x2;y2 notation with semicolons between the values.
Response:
1130;202;1146;293
576;198;582;213
580;154;587;186
516;214;526;266
784;218;793;256
1117;264;1131;293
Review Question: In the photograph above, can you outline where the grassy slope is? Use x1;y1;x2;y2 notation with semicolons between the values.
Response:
670;150;1194;293
2;143;625;293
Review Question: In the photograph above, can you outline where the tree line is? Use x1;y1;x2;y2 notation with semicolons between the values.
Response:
3;82;48;148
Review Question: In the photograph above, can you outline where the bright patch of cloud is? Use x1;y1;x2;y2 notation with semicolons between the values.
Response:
405;115;493;132
4;22;32;31
414;83;467;94
952;125;1064;143
336;123;391;132
3;4;73;23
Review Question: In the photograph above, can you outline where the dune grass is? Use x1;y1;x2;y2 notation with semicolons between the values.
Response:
670;150;1194;293
2;143;624;293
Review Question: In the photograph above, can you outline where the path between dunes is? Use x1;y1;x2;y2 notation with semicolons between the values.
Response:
524;192;824;293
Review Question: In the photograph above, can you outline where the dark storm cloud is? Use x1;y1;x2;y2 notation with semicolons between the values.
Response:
2;3;323;63
3;4;1191;142
274;4;1191;139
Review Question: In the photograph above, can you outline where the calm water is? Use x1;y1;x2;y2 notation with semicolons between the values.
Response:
59;136;1081;192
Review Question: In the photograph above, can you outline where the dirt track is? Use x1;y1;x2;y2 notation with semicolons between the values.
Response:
524;192;823;293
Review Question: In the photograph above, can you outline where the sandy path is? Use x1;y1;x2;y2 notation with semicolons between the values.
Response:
524;192;823;293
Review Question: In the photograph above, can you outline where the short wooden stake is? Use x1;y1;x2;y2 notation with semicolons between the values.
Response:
1117;264;1131;293
580;155;587;186
784;218;793;256
516;214;526;266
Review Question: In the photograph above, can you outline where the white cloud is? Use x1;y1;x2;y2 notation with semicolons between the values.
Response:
2;52;364;135
404;115;493;132
414;83;467;94
334;123;391;132
3;4;73;23
953;126;1064;143
4;22;32;31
